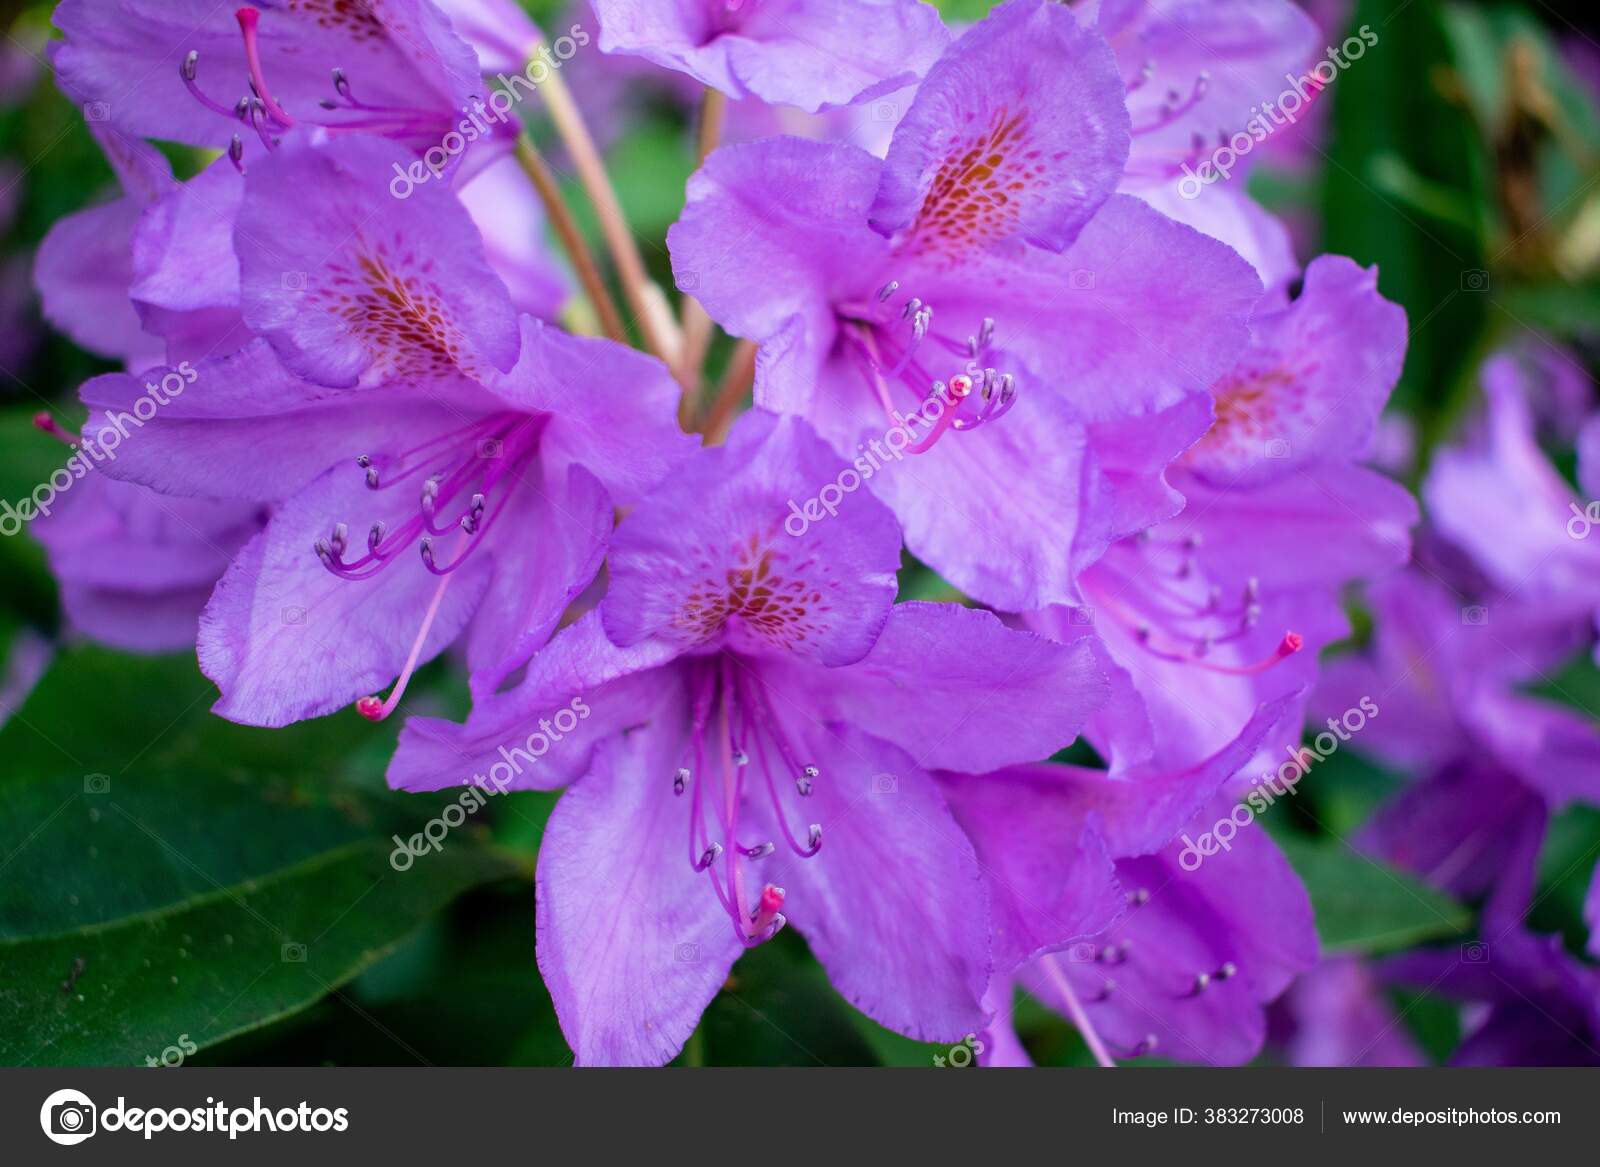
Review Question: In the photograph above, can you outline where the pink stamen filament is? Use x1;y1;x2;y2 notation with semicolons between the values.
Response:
235;8;297;128
1041;952;1118;1068
354;546;462;722
32;412;78;447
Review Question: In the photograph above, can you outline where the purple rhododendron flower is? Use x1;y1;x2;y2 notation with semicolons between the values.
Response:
953;695;1317;1065
671;0;1261;611
387;411;1110;1063
52;0;482;154
1030;255;1415;774
1271;956;1426;1068
33;472;265;654
591;0;949;112
78;134;691;726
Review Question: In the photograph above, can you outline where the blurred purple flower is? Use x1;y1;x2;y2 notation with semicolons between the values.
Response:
591;0;949;112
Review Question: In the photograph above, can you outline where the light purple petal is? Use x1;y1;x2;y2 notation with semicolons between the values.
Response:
236;134;520;388
601;411;901;668
488;316;696;507
537;716;743;1065
388;611;681;792
870;0;1129;258
593;0;949;113
198;463;495;726
669;136;888;413
779;601;1109;773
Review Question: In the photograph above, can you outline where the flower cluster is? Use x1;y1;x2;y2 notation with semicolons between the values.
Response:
26;0;1600;1068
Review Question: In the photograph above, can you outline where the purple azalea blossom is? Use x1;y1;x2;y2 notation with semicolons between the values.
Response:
1381;815;1600;1066
386;411;1111;1064
1270;955;1426;1067
949;694;1316;1065
34;125;174;369
1315;569;1600;902
671;0;1262;611
1030;255;1416;774
52;0;483;155
78;133;691;726
33;472;265;654
590;0;950;112
1425;354;1600;661
1093;0;1321;289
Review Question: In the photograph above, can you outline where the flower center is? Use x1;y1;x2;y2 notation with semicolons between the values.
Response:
837;281;1018;454
1079;530;1303;676
181;6;452;171
673;654;822;947
315;411;543;721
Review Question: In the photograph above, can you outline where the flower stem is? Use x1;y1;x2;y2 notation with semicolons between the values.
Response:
513;134;627;343
534;44;678;372
677;88;728;418
703;338;757;443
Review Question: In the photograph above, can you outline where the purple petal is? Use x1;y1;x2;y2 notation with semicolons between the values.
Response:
236;134;520;388
870;0;1128;257
1183;256;1407;486
488;316;696;507
669;136;888;413
388;611;681;793
601;411;901;668
537;720;743;1065
198;463;495;726
592;0;949;113
768;724;991;1041
779;601;1109;773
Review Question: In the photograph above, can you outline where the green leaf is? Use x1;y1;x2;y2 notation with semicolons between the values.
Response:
1277;836;1470;956
0;840;521;1066
0;645;528;1065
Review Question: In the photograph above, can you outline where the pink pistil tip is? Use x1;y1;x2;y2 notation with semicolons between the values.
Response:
236;6;260;29
355;695;386;721
759;884;786;915
1278;631;1304;657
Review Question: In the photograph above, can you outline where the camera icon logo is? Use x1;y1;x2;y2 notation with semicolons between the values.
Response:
1068;269;1096;291
674;942;700;963
1065;941;1098;962
1461;605;1489;626
871;101;899;122
83;101;110;122
1264;437;1292;460
870;773;898;795
281;605;306;626
477;438;503;460
280;941;307;963
84;773;111;795
677;270;700;291
281;271;308;291
1069;606;1095;627
1460;269;1489;292
1461;941;1489;963
40;1088;97;1145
